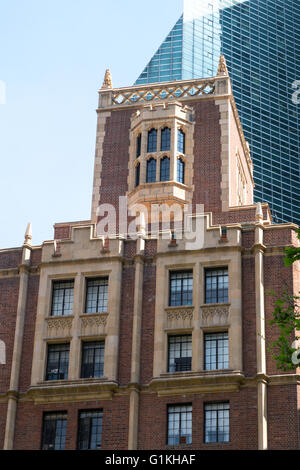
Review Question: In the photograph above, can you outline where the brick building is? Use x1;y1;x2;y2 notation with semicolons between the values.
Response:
0;57;299;450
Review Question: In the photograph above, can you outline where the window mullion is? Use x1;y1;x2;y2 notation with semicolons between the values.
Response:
62;287;66;316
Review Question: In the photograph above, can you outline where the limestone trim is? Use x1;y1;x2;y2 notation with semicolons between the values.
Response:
200;304;230;327
45;316;74;338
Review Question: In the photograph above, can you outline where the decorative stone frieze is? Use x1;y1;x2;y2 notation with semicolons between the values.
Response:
46;316;73;338
165;306;194;330
200;304;230;327
80;313;108;337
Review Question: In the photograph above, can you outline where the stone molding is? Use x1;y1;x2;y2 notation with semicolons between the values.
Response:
165;306;194;329
80;313;108;337
46;316;73;338
200;304;230;327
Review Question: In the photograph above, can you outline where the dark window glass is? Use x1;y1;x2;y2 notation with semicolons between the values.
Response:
135;163;140;187
167;405;192;445
160;157;170;182
147;129;157;153
81;341;105;379
177;158;185;184
169;271;193;306
77;410;103;450
46;343;69;381
205;268;228;304
205;403;230;443
41;412;67;450
168;335;192;372
85;278;108;313
205;332;229;370
136;134;141;158
146;158;156;183
177;129;185;153
161;127;171;151
51;280;74;316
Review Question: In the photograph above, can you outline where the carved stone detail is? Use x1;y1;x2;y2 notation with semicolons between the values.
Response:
200;305;229;327
80;314;108;337
166;307;194;330
112;80;215;106
46;316;73;338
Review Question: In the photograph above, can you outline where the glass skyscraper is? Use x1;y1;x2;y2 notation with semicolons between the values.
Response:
135;0;300;224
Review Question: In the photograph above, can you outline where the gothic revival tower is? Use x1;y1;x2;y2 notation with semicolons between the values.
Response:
0;61;299;450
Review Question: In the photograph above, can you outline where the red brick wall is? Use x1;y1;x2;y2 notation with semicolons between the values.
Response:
264;255;295;375
19;275;40;392
98;109;134;231
0;403;7;448
268;385;299;449
140;265;156;385
14;396;129;450
191;101;222;215
0;277;19;393
0;250;22;270
242;257;257;377
118;265;135;386
138;388;258;450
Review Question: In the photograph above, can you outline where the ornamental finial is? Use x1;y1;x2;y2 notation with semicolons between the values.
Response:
101;69;113;89
217;55;229;76
24;223;32;245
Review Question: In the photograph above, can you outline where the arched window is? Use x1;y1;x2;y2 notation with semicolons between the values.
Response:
135;163;140;187
160;157;170;182
177;158;185;184
178;129;185;154
136;134;141;158
0;340;6;365
146;158;156;183
147;129;157;153
161;127;171;151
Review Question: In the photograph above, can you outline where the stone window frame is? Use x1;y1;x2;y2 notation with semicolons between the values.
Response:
80;339;106;379
167;333;193;373
203;330;229;371
77;409;103;450
84;276;109;314
128;116;194;192
33;269;114;385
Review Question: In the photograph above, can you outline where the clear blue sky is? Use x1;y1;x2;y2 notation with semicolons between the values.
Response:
0;0;182;248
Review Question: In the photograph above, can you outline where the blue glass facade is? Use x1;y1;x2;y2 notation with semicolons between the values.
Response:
135;0;300;224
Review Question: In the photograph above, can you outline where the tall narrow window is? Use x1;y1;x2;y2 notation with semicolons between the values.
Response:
205;403;230;443
135;163;140;187
147;129;157;153
160;156;170;182
85;278;108;313
136;133;141;158
51;280;74;316
77;410;103;450
177;129;185;153
167;405;192;445
146;158;156;183
41;412;67;450
205;332;229;370
168;335;192;372
46;343;70;381
177;158;185;184
81;341;105;379
161;127;171;151
205;268;228;304
169;271;193;306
